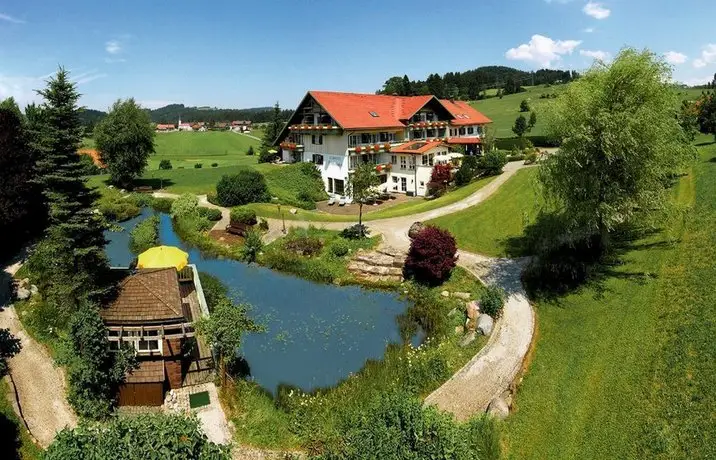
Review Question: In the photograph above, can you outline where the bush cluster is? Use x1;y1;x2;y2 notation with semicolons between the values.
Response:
230;206;257;225
96;188;140;222
479;285;506;319
285;235;323;256
340;224;370;240
197;207;222;221
216;170;270;206
480;150;508;175
129;215;159;254
404;226;458;285
194;163;203;169
328;239;350;257
158;159;172;170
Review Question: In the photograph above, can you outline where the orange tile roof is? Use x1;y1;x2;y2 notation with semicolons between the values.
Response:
309;91;433;130
439;99;492;126
447;137;482;144
101;268;185;324
78;148;105;168
391;140;446;154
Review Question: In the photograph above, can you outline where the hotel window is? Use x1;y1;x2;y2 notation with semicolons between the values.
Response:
348;135;359;147
392;176;399;183
426;129;436;138
334;179;345;195
361;133;375;144
379;132;395;143
312;154;324;165
400;156;407;169
391;155;397;165
409;156;416;170
459;127;466;135
312;134;323;145
422;153;434;166
327;178;333;193
437;128;446;137
467;126;475;134
349;156;357;170
411;129;423;139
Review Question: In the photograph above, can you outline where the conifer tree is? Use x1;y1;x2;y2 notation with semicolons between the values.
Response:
258;102;283;163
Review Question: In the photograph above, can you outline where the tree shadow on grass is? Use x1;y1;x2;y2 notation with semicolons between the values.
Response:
506;212;675;304
95;177;176;191
0;413;21;460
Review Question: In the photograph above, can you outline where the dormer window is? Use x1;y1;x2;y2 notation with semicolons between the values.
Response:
369;111;379;117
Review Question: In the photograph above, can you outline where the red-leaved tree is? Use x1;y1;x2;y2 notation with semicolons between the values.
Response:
430;164;452;184
404;226;458;285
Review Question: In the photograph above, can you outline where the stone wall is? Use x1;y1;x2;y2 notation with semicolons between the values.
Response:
347;246;406;283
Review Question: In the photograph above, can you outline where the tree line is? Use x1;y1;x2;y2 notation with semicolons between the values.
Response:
79;103;293;130
377;66;580;100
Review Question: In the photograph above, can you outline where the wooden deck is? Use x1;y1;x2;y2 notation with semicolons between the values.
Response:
179;280;215;386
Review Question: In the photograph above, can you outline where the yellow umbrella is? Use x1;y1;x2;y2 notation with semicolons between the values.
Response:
137;246;189;270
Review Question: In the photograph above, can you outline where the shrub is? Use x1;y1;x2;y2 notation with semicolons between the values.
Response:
170;193;199;218
340;224;370;240
520;99;530;112
96;189;140;222
426;181;445;198
240;229;263;263
197;207;222;221
211;162;218;167
480;285;506;319
246;146;255;156
158;159;172;170
285;235;323;256
45;413;229;460
150;197;174;213
524;151;538;164
230;206;257;225
194;163;203;169
129;215;159;254
404;226;457;285
215;170;269;206
329;239;350;257
258;218;269;231
480;150;508;175
206;191;220;206
430;163;452;184
454;157;479;187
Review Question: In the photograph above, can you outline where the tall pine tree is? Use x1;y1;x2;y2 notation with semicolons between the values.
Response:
258;102;283;163
27;69;114;317
0;98;44;260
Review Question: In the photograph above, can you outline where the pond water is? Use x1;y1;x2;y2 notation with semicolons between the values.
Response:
106;211;415;394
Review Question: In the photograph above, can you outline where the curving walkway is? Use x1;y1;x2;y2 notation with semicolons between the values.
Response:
1;261;78;448
156;160;536;422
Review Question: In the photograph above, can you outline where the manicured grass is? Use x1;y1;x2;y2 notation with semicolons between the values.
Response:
246;175;497;223
427;168;544;257
500;141;716;459
0;379;42;460
471;85;706;139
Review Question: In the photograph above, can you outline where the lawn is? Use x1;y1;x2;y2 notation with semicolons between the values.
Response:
84;130;261;170
246;174;497;223
432;137;715;459
470;85;707;139
427;168;543;257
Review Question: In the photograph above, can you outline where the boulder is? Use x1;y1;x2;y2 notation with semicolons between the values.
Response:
460;331;477;347
440;290;450;298
408;221;426;239
30;285;38;295
15;287;31;301
466;301;480;320
453;292;471;300
477;314;494;336
465;316;476;332
486;396;509;420
289;208;298;215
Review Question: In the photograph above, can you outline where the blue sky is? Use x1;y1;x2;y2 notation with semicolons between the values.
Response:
1;0;714;111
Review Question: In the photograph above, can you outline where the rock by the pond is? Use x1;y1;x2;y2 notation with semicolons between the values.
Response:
466;301;480;320
408;221;426;239
460;331;477;347
440;290;450;298
477;314;494;336
289;208;298;215
453;291;471;300
15;287;31;300
487;396;510;420
30;284;38;295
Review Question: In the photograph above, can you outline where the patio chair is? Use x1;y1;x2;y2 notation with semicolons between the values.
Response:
327;197;336;206
338;196;347;206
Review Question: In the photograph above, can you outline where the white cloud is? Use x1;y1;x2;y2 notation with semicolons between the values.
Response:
0;13;25;24
679;76;713;87
692;44;716;69
583;27;595;33
583;2;610;19
104;57;126;64
664;51;688;65
74;73;107;85
580;49;611;61
105;40;122;54
0;74;44;108
506;34;582;67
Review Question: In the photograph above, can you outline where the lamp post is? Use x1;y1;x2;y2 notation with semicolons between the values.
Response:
272;197;286;234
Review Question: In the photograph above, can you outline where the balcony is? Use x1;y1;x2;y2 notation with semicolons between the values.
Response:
288;124;340;132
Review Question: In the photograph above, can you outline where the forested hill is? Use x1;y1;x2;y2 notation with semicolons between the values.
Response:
79;104;292;128
377;66;580;99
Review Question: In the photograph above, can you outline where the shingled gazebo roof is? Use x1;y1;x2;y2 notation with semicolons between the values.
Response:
101;268;185;324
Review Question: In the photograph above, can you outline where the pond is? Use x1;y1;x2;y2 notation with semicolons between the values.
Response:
106;211;416;394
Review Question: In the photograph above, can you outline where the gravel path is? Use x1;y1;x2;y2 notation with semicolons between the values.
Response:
423;252;534;420
1;262;78;448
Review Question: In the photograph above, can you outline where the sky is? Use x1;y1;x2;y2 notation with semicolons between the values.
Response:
1;0;714;111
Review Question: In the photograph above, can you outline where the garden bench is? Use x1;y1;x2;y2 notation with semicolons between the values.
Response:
134;185;154;193
225;222;251;236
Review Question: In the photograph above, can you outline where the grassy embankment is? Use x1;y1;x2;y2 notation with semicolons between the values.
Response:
429;136;715;459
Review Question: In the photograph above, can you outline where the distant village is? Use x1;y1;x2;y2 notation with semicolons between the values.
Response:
154;119;252;133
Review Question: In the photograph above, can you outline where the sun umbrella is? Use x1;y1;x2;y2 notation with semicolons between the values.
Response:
137;246;189;270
